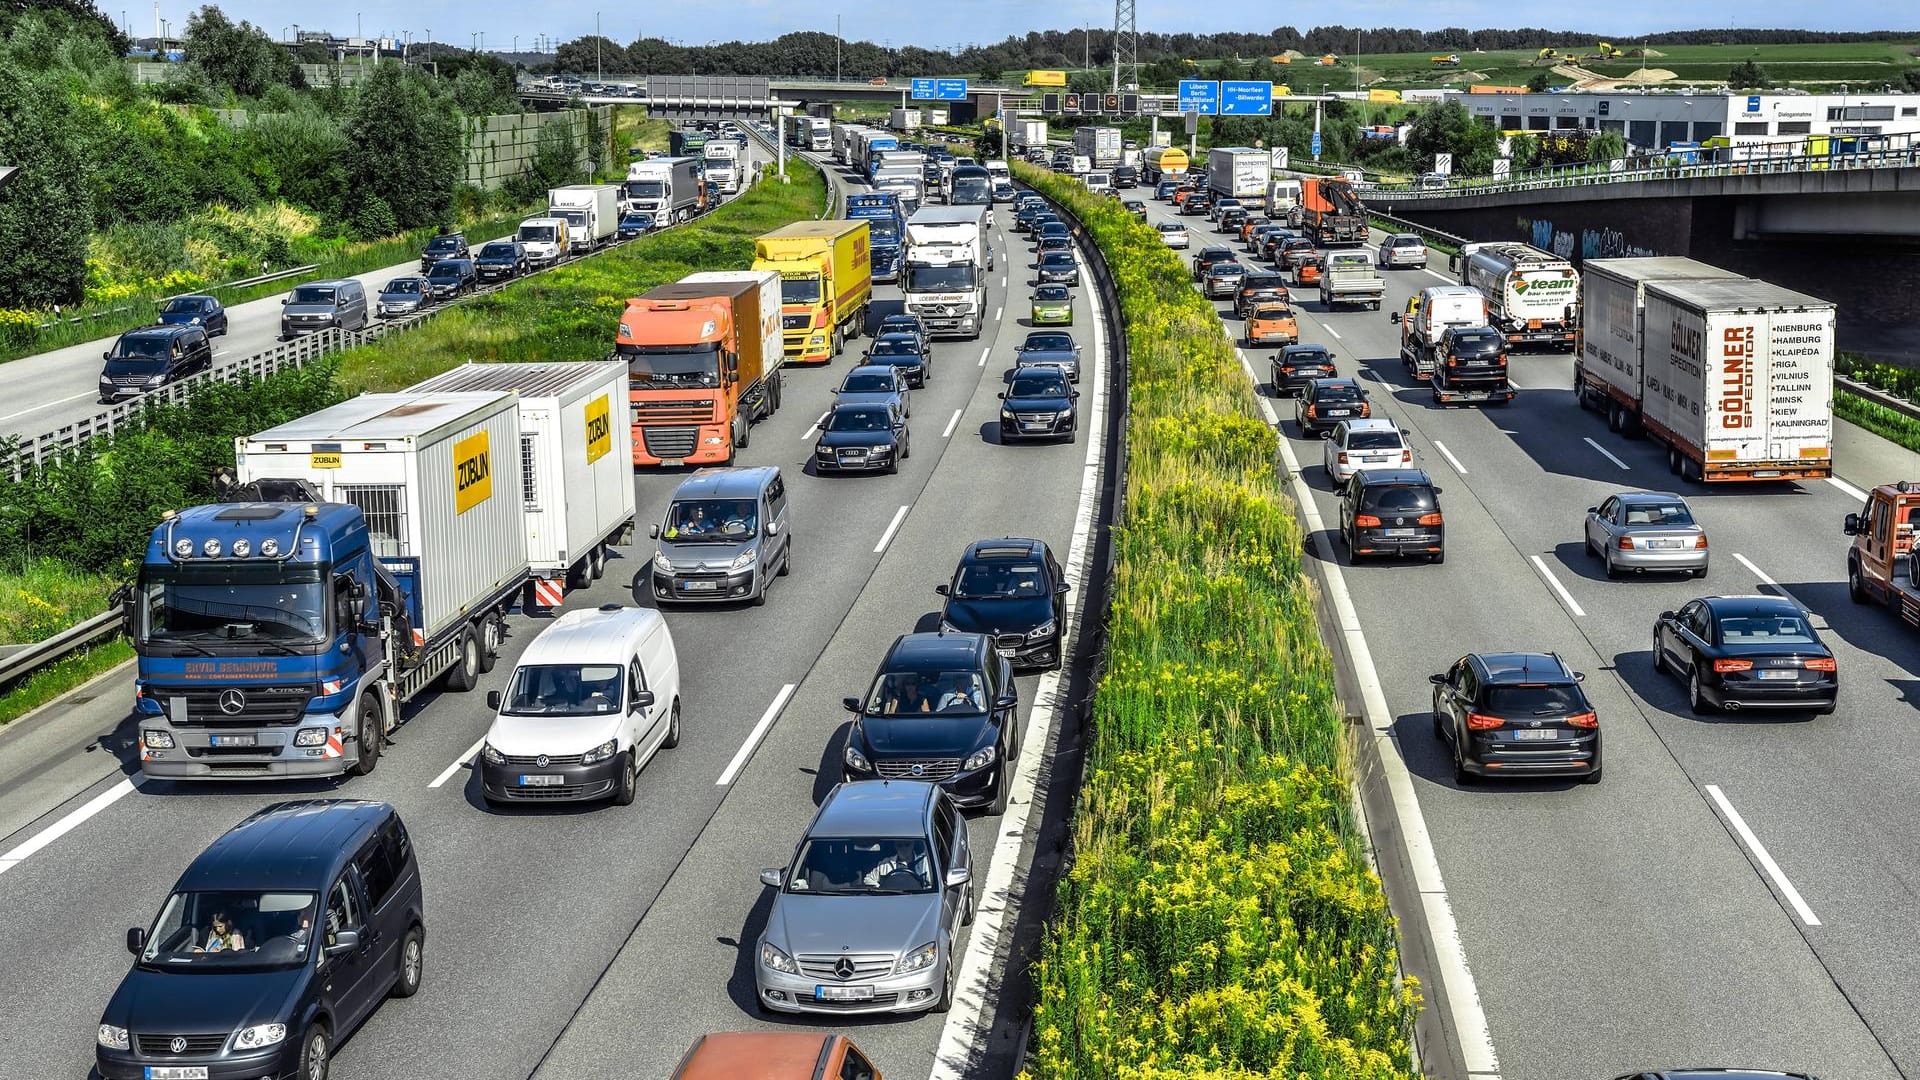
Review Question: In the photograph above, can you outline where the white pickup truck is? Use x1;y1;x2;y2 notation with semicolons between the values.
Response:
1319;250;1385;311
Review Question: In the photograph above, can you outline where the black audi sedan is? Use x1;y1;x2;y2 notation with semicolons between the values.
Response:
1271;344;1337;398
864;332;932;387
1431;652;1600;784
1653;595;1837;714
999;366;1078;444
814;402;908;474
841;632;1022;813
1341;469;1444;563
936;538;1069;670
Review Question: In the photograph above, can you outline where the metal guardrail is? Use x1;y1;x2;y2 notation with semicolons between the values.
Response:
1368;209;1469;254
0;609;121;688
1369;139;1920;201
1837;374;1920;425
32;264;324;332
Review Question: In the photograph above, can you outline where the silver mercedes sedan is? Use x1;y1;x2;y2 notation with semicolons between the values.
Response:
1584;491;1709;578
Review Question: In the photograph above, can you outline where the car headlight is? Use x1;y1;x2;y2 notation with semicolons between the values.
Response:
1026;619;1057;642
142;729;174;749
963;745;998;771
293;727;329;748
581;739;618;765
233;1023;286;1050
815;445;834;456
146;374;166;385
896;941;939;975
98;1024;129;1050
729;548;758;572
843;743;870;771
189;316;202;324
652;550;674;573
1001;409;1016;421
482;742;505;765
761;941;799;973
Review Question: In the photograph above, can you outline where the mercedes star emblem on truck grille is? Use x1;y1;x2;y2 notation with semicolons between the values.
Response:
217;689;247;715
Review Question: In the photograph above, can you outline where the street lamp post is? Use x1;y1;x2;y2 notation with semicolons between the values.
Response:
836;14;842;83
595;12;601;83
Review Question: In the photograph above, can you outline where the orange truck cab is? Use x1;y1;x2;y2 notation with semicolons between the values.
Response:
1844;482;1920;625
672;1032;881;1080
618;270;783;467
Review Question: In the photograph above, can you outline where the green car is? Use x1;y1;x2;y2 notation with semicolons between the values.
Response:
1030;284;1074;326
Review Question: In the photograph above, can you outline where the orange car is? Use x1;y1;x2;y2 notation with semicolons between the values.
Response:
1246;301;1300;347
1172;188;1195;207
1293;255;1324;287
1238;216;1272;243
674;1032;881;1080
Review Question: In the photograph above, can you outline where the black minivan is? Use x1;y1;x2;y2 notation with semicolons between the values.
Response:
97;801;424;1080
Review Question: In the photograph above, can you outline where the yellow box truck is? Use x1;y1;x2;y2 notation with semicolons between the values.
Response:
752;221;873;365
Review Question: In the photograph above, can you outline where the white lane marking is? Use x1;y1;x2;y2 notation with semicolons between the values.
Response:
1827;477;1868;502
1424;268;1454;282
942;408;963;439
1232;340;1502;1077
999;276;1007;289
994;305;1003;322
873;505;910;553
1433;440;1468;476
1324;324;1343;340
977;346;991;368
715;683;797;786
1705;784;1822;927
0;776;139;877
1584;437;1632;470
1730;552;1811;615
1529;554;1587;618
1504;375;1527;390
429;736;487;789
0;390;100;423
801;411;828;441
930;230;1109;1080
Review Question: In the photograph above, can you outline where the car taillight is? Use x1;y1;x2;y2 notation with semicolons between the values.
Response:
1355;514;1381;527
1565;712;1599;729
1695;536;1709;549
1401;449;1412;463
1418;513;1443;526
1305;405;1317;417
1713;659;1753;673
1337;452;1349;464
1803;657;1837;671
1357;403;1371;417
1466;713;1504;730
1617;536;1634;550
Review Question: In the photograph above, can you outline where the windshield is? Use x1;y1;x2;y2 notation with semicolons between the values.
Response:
868;222;901;243
289;286;337;305
501;663;624;716
1622;502;1694;527
1312;383;1363;404
618;343;721;390
1361;486;1436;513
427;264;462;281
1011;374;1069;398
1451;332;1502;353
1347;431;1403;451
951;178;992;203
1023;334;1073;352
140;563;328;645
140;890;318;972
1040;254;1075;267
841;372;896;393
625;180;666;199
865;669;986;716
1252;306;1292;321
383;279;423;295
479;242;516;258
870;338;920;356
1717;613;1817;645
1034;287;1068;301
786;838;934;895
1484;685;1586;715
1286;349;1331;366
105;357;167;374
780;276;823;306
827;407;893;432
161;298;207;315
556;210;587;226
663;499;757;541
906;265;976;292
111;336;173;359
519;225;558;243
426;237;462;253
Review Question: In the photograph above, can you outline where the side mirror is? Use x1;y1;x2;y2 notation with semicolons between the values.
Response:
760;868;786;888
1057;581;1072;594
1427;673;1448;686
945;867;971;888
1842;513;1861;535
935;584;950;596
648;523;661;539
767;521;781;536
632;689;655;711
1070;391;1080;399
103;350;112;360
1432;487;1443;495
1390;312;1402;324
842;695;862;713
1658;610;1676;622
1573;672;1586;683
486;690;502;711
325;929;360;956
281;297;289;305
1586;507;1599;515
997;392;1006;399
126;927;145;954
994;694;1018;711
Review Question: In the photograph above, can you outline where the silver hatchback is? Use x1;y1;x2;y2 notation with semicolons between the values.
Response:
1584;491;1709;578
1378;234;1429;269
756;781;973;1016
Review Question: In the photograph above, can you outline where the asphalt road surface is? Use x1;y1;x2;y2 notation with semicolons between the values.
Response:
1137;190;1919;1080
0;150;1107;1080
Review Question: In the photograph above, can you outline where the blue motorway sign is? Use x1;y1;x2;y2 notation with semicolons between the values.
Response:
1220;80;1274;116
1177;80;1219;115
911;78;937;100
1311;131;1323;157
935;78;969;100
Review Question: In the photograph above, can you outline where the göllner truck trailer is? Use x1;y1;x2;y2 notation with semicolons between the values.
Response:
753;221;873;365
1575;256;1745;442
406;360;637;593
129;392;534;779
617;269;784;466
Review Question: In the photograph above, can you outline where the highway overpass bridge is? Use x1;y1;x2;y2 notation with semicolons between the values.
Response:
1373;146;1920;354
519;75;1053;122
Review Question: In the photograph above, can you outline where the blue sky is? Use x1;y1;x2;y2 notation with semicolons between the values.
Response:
136;0;1915;49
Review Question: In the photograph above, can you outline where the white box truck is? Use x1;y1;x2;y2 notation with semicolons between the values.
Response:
889;107;923;132
703;139;743;195
1575;257;1745;437
235;391;532;702
1074;126;1122;169
406;361;638;594
548;184;620;254
1208;147;1269;208
903;205;992;339
1013;119;1050;149
1634;277;1837;482
624;157;705;225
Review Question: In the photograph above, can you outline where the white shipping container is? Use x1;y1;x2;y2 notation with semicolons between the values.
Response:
236;393;530;644
405;361;638;581
1641;278;1836;474
1580;257;1745;407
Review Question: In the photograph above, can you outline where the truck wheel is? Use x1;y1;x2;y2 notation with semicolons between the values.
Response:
768;370;783;412
446;629;481;692
1607;403;1625;433
1848;559;1868;604
1668;447;1682;474
478;612;503;672
831;325;843;356
348;696;383;777
734;410;750;450
588;546;607;580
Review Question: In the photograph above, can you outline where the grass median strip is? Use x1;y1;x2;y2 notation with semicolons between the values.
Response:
1014;166;1419;1079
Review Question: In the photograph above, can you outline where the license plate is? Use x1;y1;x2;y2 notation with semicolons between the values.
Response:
996;646;1017;657
1326;409;1351;417
1514;729;1558;741
519;774;564;786
1758;669;1798;681
1652;539;1682;549
146;1069;208;1080
1023;422;1049;430
816;984;875;1001
210;734;256;747
681;580;719;591
1382;528;1415;537
659;458;685;467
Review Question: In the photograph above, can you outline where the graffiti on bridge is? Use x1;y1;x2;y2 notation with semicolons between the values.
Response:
1519;216;1658;261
